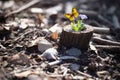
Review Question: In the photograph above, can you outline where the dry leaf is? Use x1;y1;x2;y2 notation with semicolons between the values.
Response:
9;51;30;65
38;14;44;23
41;48;58;60
89;42;98;54
51;32;58;40
38;37;53;53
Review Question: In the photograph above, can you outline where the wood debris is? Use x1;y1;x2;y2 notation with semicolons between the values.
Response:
0;0;120;80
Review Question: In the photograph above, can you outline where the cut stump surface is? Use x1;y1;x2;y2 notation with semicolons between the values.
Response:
60;24;94;50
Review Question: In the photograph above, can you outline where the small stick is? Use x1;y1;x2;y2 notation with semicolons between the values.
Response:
94;45;120;53
94;45;120;48
76;71;92;78
63;68;68;76
5;0;41;17
93;27;110;34
60;56;79;60
48;60;62;66
49;74;94;80
13;29;37;42
92;37;120;46
48;74;64;78
0;43;6;49
85;24;110;34
72;75;93;80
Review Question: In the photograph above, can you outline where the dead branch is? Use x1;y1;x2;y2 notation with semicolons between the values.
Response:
60;56;79;60
13;29;38;42
92;37;120;46
93;27;110;34
94;45;120;53
0;43;6;50
5;0;41;17
84;24;110;34
48;60;62;66
76;71;92;78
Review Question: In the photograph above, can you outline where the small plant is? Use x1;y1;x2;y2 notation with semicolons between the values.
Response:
64;7;88;32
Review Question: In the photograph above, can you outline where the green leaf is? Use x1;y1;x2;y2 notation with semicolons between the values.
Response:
77;20;85;31
71;22;74;30
70;20;85;32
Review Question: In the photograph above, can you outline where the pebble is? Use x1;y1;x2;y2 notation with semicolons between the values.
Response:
66;47;81;57
41;48;58;60
38;38;53;53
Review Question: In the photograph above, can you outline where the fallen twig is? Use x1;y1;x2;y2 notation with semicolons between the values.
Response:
48;60;62;66
60;56;79;60
85;24;110;34
93;27;110;34
92;37;120;46
5;0;41;17
49;74;93;80
13;29;37;42
76;70;92;78
94;45;120;53
0;43;6;50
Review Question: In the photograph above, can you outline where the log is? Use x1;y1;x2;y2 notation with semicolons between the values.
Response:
60;25;94;51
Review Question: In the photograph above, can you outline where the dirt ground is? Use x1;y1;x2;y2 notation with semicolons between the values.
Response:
0;0;120;80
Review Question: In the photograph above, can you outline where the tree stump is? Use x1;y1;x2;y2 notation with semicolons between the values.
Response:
60;24;94;51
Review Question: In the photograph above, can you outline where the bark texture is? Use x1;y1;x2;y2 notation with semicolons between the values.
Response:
60;25;94;50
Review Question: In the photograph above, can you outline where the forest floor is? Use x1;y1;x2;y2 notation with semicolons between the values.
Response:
0;0;120;80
